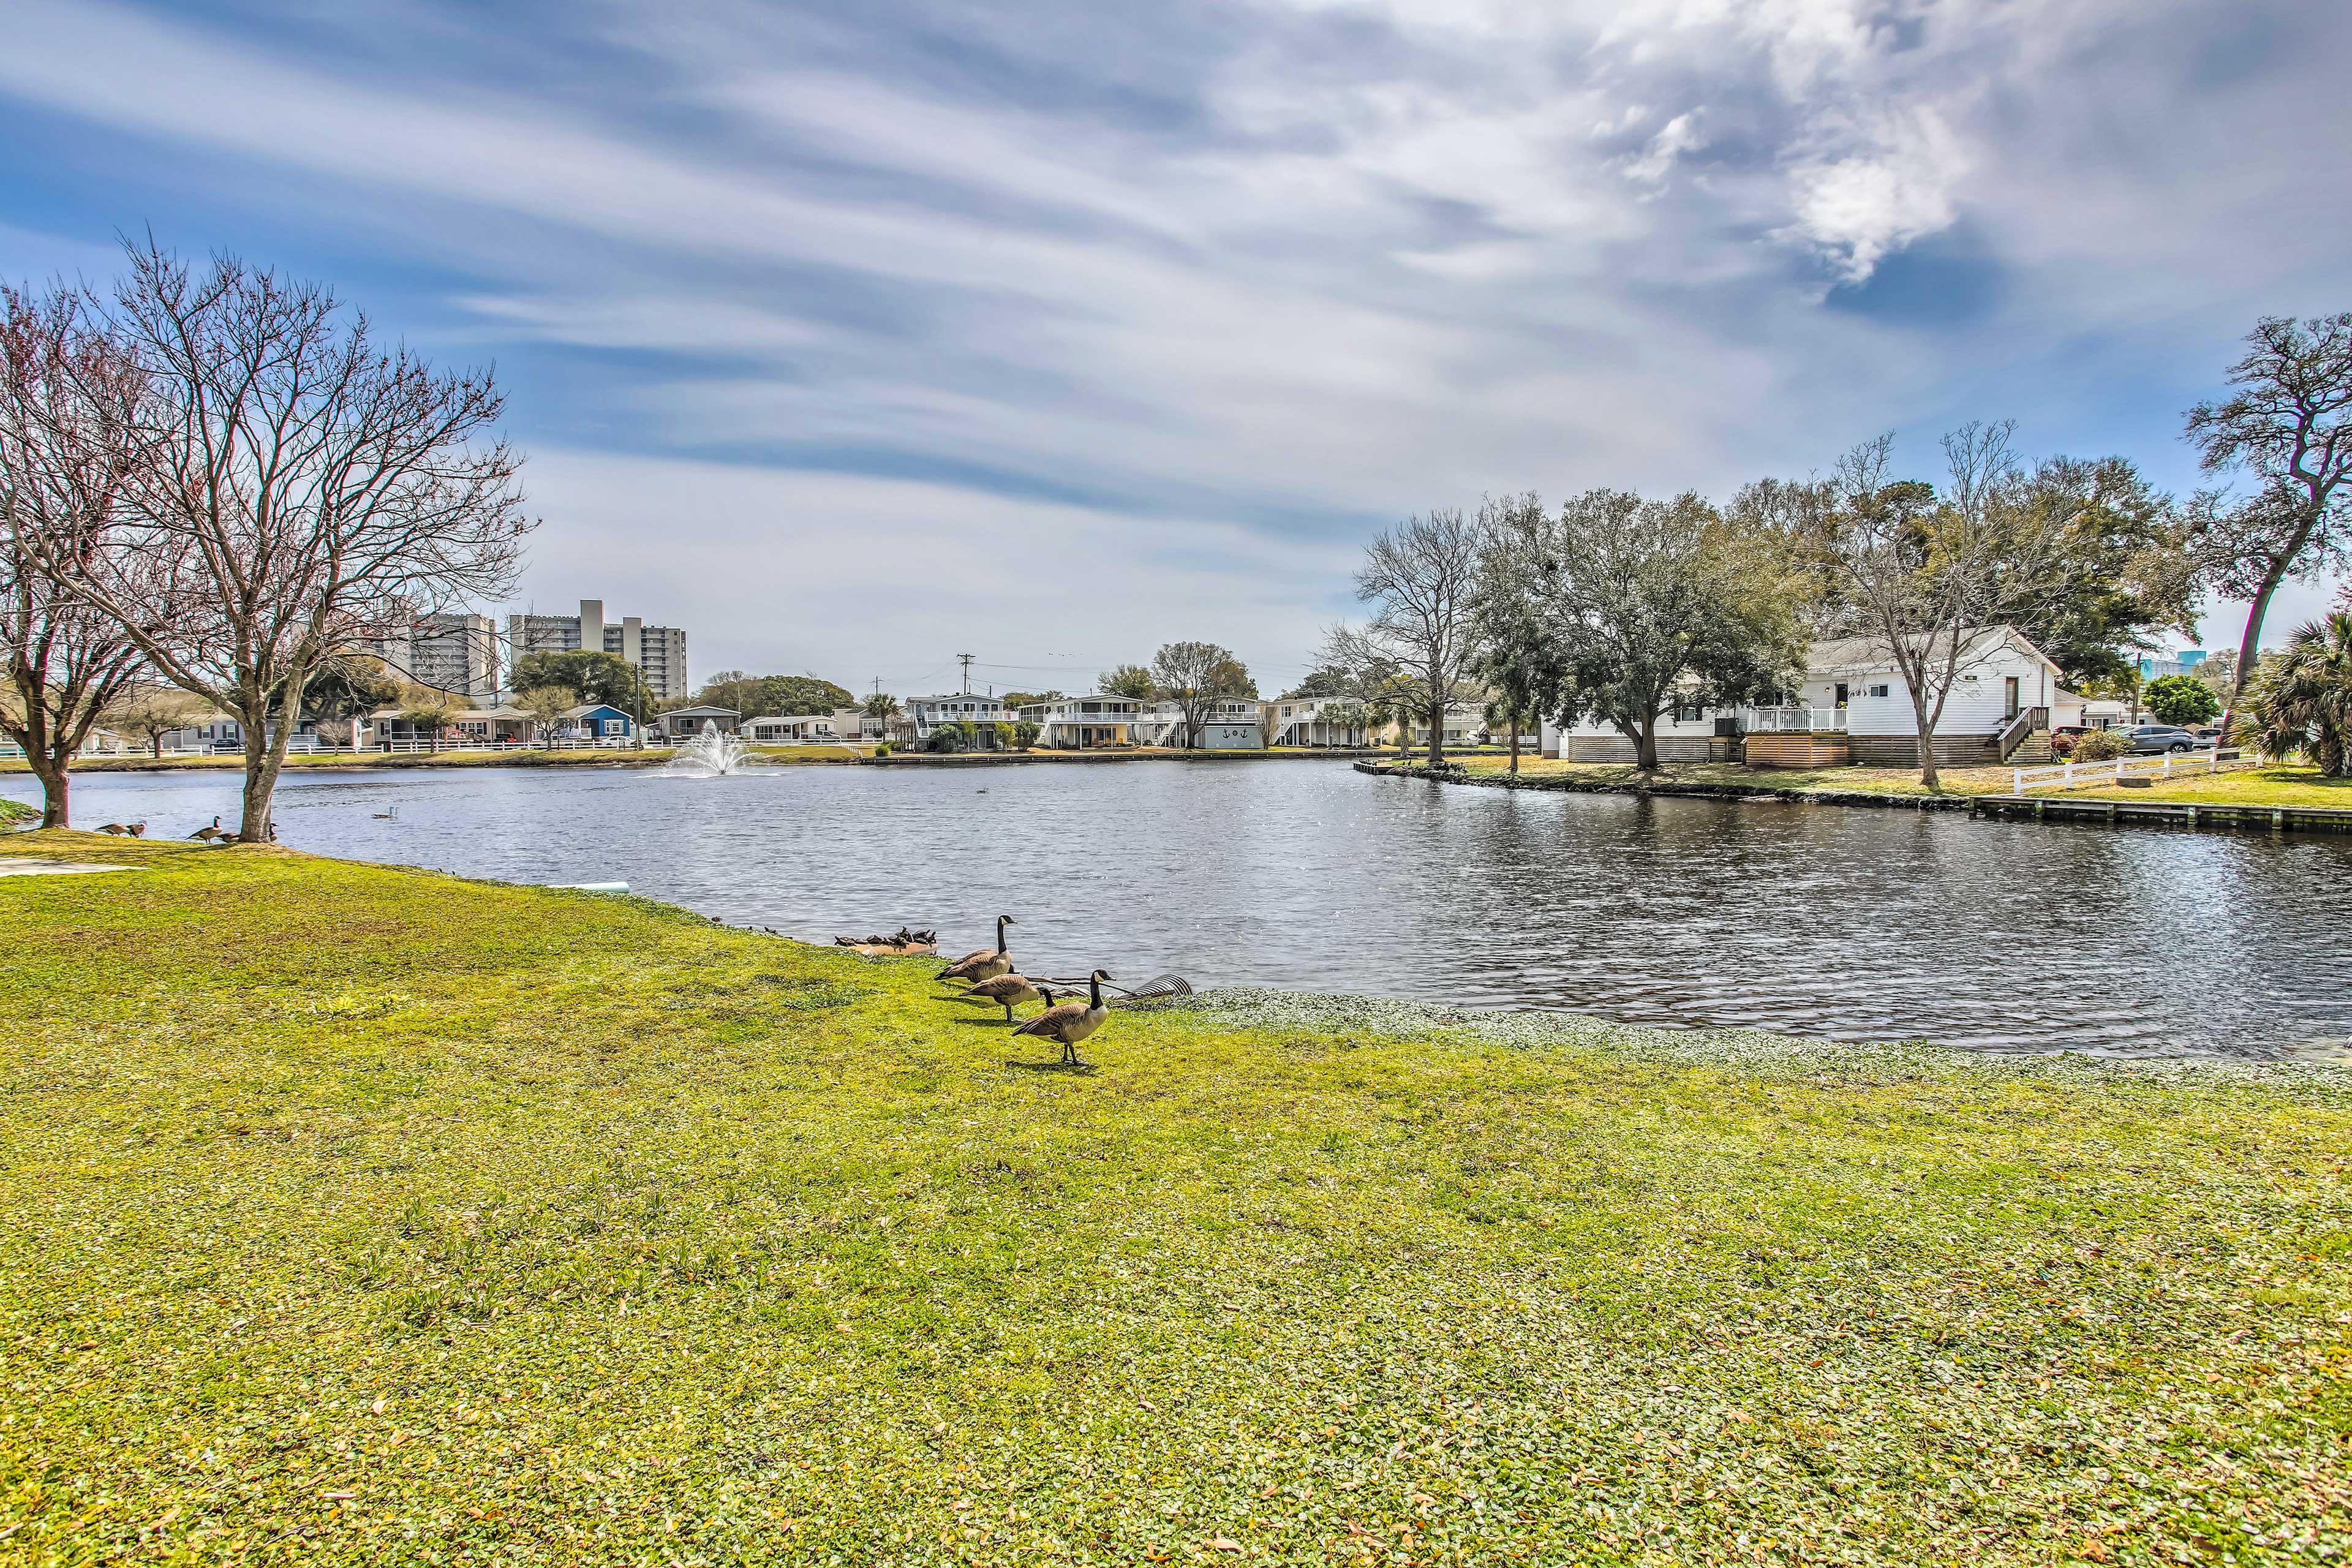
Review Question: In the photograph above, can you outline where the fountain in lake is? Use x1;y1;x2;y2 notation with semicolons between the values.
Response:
663;721;761;777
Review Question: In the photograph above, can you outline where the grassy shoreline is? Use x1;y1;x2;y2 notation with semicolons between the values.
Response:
3;835;2346;1564
1447;756;2349;810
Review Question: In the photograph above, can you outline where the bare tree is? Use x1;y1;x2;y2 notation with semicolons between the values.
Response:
1344;507;1483;765
2184;313;2352;743
1148;639;1253;748
26;243;532;839
0;282;160;827
1818;424;2071;788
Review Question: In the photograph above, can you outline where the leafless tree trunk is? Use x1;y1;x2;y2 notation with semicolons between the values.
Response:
2185;314;2352;744
0;284;158;828
23;243;532;841
1348;508;1482;766
1820;425;2068;789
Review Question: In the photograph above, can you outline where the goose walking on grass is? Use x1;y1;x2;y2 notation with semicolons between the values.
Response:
96;821;145;837
187;816;224;842
937;914;1015;987
952;971;1045;1023
1011;970;1112;1068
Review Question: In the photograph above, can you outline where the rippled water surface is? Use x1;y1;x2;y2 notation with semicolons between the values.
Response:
15;760;2352;1057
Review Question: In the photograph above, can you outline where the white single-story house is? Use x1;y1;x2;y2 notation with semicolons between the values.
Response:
1804;626;2066;766
743;714;842;742
655;704;742;740
1538;625;2070;766
1544;699;1738;764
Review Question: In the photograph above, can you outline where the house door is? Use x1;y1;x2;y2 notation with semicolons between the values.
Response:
1834;682;1849;708
2003;677;2021;718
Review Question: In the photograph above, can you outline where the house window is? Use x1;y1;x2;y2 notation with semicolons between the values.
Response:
1868;684;1890;698
1670;701;1702;723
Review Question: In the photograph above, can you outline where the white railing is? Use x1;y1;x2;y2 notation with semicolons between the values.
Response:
2012;750;2240;794
1744;706;1848;732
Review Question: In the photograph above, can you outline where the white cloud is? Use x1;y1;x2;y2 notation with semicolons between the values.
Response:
1782;107;1967;281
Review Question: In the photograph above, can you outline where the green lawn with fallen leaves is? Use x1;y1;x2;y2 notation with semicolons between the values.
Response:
1;834;2346;1566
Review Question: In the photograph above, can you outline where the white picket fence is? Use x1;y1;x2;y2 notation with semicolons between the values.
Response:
2011;750;2244;795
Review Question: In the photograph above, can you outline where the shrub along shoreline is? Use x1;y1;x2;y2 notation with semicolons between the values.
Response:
2;834;2346;1564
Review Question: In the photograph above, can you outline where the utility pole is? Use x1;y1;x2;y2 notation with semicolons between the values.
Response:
958;653;974;695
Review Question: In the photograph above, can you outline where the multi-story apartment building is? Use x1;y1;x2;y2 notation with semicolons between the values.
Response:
506;599;690;701
364;612;501;698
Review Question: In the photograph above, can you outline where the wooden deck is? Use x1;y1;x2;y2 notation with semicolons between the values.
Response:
1744;731;1849;769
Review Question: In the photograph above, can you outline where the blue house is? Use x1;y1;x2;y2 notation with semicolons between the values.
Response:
561;703;636;742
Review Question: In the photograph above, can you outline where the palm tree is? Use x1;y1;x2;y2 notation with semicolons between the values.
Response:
2244;610;2352;775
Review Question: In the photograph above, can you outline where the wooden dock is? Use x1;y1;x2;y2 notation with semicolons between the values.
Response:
1967;795;2352;835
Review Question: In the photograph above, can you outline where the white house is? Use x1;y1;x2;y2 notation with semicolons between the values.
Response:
1803;627;2065;766
1263;698;1369;748
742;714;843;743
1017;695;1147;748
1133;698;1264;748
1543;702;1738;763
1398;704;1491;750
654;704;742;741
907;694;1011;745
1537;625;2068;767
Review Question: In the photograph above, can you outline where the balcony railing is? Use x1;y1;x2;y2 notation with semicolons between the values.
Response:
1744;706;1848;732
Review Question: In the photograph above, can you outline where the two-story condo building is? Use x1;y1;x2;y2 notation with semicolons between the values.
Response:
1017;695;1147;748
907;695;1011;746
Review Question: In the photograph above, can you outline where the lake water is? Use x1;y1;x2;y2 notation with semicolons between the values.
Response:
13;760;2352;1058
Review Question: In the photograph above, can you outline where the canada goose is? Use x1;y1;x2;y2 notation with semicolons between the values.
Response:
374;805;396;820
952;971;1045;1022
187;816;224;842
1011;969;1112;1066
95;823;131;835
937;914;1014;986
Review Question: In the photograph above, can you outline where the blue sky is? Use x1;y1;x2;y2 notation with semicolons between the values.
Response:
3;0;2345;696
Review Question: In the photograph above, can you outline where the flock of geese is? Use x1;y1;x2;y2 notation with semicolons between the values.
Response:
934;914;1114;1068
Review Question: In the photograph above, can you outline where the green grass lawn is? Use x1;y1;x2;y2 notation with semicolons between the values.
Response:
2;835;2346;1565
1453;756;2350;810
2064;765;2352;809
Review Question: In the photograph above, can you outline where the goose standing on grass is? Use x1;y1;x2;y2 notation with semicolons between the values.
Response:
951;971;1046;1023
937;914;1015;987
1012;970;1112;1067
187;816;224;842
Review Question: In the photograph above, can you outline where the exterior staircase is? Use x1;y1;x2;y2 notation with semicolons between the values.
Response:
2010;729;2056;764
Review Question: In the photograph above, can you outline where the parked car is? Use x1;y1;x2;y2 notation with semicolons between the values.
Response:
2122;724;2201;754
